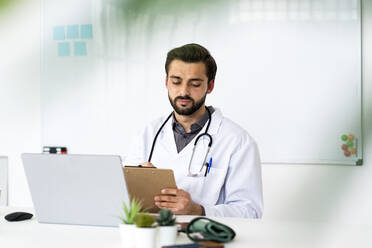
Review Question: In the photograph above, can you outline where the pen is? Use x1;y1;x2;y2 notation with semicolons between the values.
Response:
207;157;212;174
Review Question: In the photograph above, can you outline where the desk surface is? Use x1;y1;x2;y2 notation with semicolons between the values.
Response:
1;207;372;248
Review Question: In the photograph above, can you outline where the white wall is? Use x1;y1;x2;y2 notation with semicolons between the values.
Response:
0;0;41;206
0;156;8;205
1;0;372;227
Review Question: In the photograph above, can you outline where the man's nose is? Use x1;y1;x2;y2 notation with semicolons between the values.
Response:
179;83;190;96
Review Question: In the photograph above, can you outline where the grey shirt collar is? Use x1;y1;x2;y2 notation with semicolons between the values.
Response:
171;106;215;153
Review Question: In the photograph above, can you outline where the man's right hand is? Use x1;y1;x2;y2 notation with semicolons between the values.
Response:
139;162;156;167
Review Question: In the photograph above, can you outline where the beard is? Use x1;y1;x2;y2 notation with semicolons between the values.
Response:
168;94;206;116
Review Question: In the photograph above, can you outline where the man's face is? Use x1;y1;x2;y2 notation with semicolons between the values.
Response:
166;59;214;116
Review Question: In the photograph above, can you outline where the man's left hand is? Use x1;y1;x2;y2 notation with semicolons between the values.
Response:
154;188;203;215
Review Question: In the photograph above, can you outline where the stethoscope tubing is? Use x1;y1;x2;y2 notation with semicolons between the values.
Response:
148;106;212;163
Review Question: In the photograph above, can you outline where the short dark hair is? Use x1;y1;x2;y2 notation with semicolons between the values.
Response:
165;43;217;83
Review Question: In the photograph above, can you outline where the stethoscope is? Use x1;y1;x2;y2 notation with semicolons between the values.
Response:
148;106;213;177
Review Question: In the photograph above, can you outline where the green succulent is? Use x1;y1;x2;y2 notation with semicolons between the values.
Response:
156;209;176;226
119;198;143;224
134;213;155;228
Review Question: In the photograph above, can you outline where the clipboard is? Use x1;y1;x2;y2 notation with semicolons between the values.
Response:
123;167;177;213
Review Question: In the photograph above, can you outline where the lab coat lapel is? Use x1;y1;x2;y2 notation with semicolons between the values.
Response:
207;108;223;136
158;117;178;156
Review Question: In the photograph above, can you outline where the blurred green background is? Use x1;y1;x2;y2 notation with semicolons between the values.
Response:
0;0;12;11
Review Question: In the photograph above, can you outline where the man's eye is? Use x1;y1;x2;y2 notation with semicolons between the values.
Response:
173;81;181;85
192;83;201;87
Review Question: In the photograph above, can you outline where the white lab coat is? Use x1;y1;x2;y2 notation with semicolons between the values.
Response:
124;108;263;218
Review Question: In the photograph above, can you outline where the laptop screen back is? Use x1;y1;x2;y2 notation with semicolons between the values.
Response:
22;154;129;227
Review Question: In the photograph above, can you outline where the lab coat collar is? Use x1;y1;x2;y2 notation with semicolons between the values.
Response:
207;107;223;135
158;108;223;156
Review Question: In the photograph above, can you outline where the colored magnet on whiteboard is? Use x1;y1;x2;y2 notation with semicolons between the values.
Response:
341;144;348;151
344;151;351;157
341;133;357;157
349;147;357;155
346;141;353;148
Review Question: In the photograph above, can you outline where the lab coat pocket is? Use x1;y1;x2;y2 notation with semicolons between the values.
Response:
201;167;226;204
180;167;226;206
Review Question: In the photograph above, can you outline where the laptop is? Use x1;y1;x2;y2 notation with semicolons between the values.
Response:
21;153;129;227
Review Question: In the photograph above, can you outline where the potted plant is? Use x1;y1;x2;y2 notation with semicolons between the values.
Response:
119;198;142;248
134;212;157;248
156;209;177;247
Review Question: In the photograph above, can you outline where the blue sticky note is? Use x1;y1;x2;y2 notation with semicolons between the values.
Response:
58;42;70;56
74;41;87;56
53;26;65;40
80;24;93;39
66;25;79;39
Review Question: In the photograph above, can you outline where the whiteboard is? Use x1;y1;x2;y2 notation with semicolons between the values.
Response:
41;0;362;165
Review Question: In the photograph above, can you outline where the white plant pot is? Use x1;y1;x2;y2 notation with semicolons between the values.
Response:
157;225;178;248
119;223;136;248
135;227;157;248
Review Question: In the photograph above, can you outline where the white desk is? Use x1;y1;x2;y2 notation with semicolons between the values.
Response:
1;207;372;248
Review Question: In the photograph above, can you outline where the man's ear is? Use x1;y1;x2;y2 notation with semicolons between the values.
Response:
207;80;215;94
165;75;168;88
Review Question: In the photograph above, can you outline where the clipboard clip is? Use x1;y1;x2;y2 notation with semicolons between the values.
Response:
124;165;157;168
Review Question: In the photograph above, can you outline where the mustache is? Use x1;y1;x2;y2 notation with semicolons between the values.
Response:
174;96;194;101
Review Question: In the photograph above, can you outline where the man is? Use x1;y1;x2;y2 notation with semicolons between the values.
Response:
125;43;263;218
